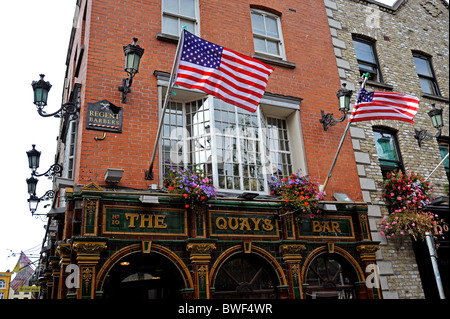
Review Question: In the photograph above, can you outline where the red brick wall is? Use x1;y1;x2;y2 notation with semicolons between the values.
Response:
68;0;362;201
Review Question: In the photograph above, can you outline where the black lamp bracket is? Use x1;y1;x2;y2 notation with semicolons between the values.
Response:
118;74;136;104
37;190;55;202
37;101;78;119
414;128;442;148
319;109;347;131
32;164;63;178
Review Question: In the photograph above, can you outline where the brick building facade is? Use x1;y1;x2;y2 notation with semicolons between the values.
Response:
35;0;450;300
324;0;449;298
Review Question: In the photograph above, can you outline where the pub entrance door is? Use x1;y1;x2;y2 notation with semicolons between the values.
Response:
304;253;360;299
102;252;184;299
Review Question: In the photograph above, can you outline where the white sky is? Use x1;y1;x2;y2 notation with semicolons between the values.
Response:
0;1;75;272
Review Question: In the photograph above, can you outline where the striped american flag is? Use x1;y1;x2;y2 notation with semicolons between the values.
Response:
10;252;35;292
349;88;419;123
174;30;274;113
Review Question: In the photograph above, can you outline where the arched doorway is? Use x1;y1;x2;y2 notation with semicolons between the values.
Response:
212;253;279;299
102;252;185;299
303;252;360;299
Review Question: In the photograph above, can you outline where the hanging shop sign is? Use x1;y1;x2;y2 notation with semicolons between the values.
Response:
86;100;123;133
209;211;279;238
298;215;354;239
103;206;187;236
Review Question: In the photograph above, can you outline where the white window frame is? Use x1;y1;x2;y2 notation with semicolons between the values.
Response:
161;0;200;37
250;8;286;61
157;82;306;195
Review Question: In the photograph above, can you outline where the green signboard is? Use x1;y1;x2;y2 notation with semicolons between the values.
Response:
103;206;187;236
298;216;354;239
209;211;278;237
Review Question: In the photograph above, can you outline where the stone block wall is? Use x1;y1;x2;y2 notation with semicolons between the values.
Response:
324;0;449;299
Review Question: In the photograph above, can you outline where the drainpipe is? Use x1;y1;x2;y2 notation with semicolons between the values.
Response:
425;231;446;299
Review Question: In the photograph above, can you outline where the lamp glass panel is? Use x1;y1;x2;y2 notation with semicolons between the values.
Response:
34;87;48;106
27;178;38;195
125;53;140;75
28;198;39;213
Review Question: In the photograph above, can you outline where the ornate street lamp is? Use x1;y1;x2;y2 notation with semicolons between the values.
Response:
414;104;444;147
319;83;353;131
26;145;63;177
31;74;78;118
25;145;62;216
118;38;145;103
27;191;55;216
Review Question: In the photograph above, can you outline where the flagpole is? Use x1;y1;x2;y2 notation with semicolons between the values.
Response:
145;29;186;180
321;74;369;193
424;152;449;182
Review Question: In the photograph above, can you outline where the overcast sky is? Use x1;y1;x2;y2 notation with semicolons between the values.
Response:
0;1;75;272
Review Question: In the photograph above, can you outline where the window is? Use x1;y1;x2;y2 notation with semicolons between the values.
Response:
213;254;278;299
373;127;404;178
159;87;303;194
352;36;383;82
413;53;440;96
251;9;285;60
438;138;449;181
64;120;77;180
162;0;199;37
0;280;5;289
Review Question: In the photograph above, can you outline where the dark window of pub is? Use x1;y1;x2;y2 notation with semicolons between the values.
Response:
413;52;440;96
372;127;404;178
352;36;383;83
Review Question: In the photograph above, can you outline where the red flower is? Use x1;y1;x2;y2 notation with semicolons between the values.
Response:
168;186;174;191
185;204;190;208
184;193;188;198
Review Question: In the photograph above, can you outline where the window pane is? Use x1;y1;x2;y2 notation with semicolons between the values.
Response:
265;16;279;38
251;13;265;36
373;131;398;161
163;0;179;14
418;78;436;95
254;37;267;53
162;15;179;35
179;18;195;33
413;56;433;77
353;40;375;63
181;0;195;17
266;40;280;56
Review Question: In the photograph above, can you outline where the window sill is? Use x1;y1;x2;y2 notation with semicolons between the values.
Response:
421;93;449;103
156;33;179;44
251;54;296;69
361;80;394;91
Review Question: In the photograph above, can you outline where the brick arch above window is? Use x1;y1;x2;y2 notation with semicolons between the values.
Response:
249;4;282;17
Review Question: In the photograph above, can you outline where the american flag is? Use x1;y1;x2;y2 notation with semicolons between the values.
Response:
349;88;419;123
174;30;274;113
10;252;35;292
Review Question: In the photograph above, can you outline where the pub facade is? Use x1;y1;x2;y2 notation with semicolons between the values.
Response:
36;0;382;299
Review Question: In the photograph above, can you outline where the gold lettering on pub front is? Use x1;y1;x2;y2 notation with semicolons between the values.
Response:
125;213;168;229
312;221;341;233
215;217;274;232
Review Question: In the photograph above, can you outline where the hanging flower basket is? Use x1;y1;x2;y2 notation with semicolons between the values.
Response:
163;166;217;213
378;170;445;241
269;172;325;218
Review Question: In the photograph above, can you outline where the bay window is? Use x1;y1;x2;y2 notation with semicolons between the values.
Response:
158;83;304;195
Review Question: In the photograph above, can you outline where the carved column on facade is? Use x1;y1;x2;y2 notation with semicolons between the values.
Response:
280;244;307;299
73;241;107;299
49;257;60;299
56;242;72;299
186;242;216;299
357;244;381;299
